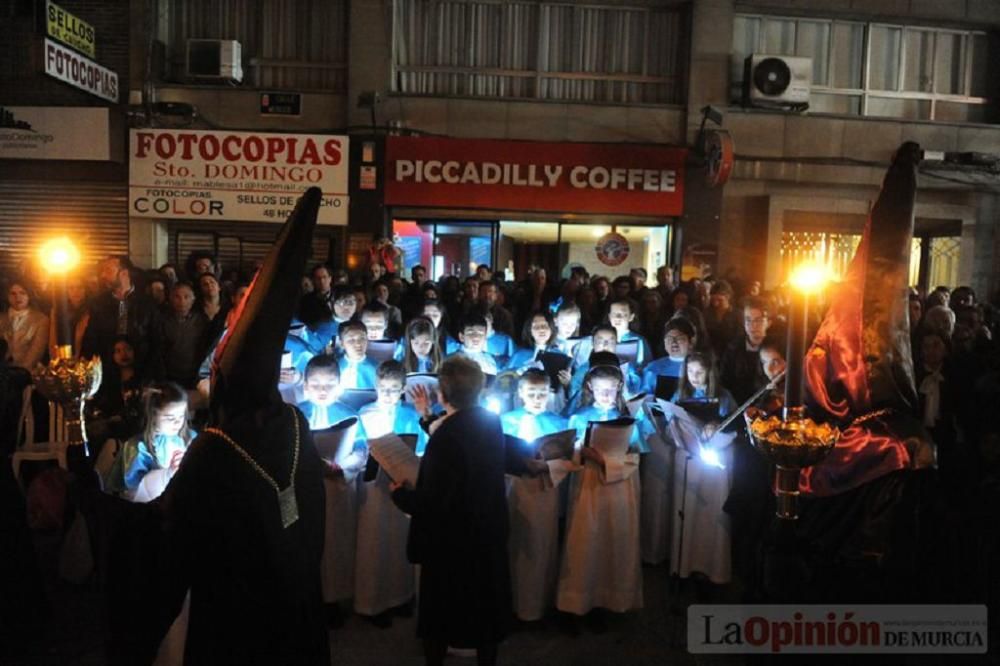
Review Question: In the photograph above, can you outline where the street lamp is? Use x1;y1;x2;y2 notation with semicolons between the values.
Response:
747;261;839;520
31;236;101;455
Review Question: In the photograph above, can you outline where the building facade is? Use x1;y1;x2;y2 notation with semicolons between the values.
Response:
2;0;999;299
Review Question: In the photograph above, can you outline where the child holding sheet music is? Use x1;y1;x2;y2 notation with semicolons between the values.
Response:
298;354;367;620
400;316;441;374
500;369;575;622
669;351;737;588
337;321;378;390
354;361;426;626
104;382;196;500
557;361;643;627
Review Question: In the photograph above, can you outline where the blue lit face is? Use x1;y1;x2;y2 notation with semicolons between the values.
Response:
518;381;549;415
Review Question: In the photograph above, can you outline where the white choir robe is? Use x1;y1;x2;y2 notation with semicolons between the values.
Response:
500;409;573;621
353;402;426;616
639;426;673;566
670;445;734;584
299;400;367;604
668;391;736;584
557;407;643;615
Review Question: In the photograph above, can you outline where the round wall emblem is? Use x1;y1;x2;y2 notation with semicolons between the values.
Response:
595;232;630;266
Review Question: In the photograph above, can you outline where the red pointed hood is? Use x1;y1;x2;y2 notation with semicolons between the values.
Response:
800;142;932;496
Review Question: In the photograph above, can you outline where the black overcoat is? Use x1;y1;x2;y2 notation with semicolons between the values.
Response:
392;406;512;647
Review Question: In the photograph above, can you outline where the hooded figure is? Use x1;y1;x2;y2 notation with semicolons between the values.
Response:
761;144;937;604
107;188;329;665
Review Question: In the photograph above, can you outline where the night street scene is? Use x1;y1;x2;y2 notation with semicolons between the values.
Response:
1;1;999;664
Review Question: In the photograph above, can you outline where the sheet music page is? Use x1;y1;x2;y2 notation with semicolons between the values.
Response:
625;392;649;417
312;418;358;467
654;398;705;430
585;420;634;461
367;433;420;486
404;373;439;402
535;429;577;461
615;339;639;365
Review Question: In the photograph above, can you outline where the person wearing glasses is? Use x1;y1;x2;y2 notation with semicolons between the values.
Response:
720;296;773;404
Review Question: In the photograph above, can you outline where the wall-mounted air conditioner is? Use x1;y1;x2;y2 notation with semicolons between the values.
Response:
743;54;811;111
186;39;243;83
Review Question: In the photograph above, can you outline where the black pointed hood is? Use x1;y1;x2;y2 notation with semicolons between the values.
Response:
210;187;321;421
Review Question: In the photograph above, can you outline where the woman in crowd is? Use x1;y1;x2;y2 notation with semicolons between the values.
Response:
0;280;49;370
506;310;561;371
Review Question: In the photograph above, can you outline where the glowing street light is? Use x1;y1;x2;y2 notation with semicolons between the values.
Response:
39;236;81;275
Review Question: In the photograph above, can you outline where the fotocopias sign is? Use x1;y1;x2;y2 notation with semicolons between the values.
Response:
129;129;349;225
385;136;686;216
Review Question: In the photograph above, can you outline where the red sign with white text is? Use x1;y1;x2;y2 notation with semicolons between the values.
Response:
385;136;686;216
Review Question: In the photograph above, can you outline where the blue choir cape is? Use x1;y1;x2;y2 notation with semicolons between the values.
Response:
500;408;568;442
444;335;462;354
302;319;341;355
121;431;197;492
337;356;378;389
505;347;542;372
460;349;499;376
285;334;316;375
641;356;684;394
486;332;515;366
619;330;652;369
568;405;644;452
392;340;406;361
358;401;428;455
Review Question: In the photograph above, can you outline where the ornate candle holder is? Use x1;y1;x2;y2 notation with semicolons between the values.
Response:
31;346;102;451
746;406;839;520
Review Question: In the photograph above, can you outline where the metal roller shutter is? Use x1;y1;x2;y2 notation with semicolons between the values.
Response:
0;181;128;273
167;220;341;279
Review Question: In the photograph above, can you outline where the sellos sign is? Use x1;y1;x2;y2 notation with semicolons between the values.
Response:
385;136;686;216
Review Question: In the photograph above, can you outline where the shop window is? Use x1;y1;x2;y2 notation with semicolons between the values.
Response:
392;0;688;104
926;236;961;289
733;14;997;122
781;231;924;288
159;0;347;91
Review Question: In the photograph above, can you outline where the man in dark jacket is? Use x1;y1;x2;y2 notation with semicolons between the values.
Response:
82;255;163;380
392;355;511;666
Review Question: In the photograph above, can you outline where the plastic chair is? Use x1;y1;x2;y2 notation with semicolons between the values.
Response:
11;387;69;487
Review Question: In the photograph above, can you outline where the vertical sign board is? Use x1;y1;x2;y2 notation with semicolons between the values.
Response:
129;129;350;225
43;38;118;103
46;1;97;59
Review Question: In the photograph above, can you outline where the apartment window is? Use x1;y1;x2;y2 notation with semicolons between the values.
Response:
392;0;688;104
160;0;347;92
733;14;996;122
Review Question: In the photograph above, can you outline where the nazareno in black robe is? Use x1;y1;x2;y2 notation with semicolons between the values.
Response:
107;405;329;666
392;406;512;648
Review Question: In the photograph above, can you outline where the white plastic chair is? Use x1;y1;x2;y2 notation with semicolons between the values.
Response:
11;387;69;486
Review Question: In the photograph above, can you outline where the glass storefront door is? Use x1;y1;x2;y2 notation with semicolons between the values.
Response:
393;217;672;283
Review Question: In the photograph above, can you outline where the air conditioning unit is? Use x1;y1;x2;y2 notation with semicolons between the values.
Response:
186;39;243;83
743;54;811;110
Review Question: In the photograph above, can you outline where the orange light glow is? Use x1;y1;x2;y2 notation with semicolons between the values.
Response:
39;237;81;275
789;262;830;294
